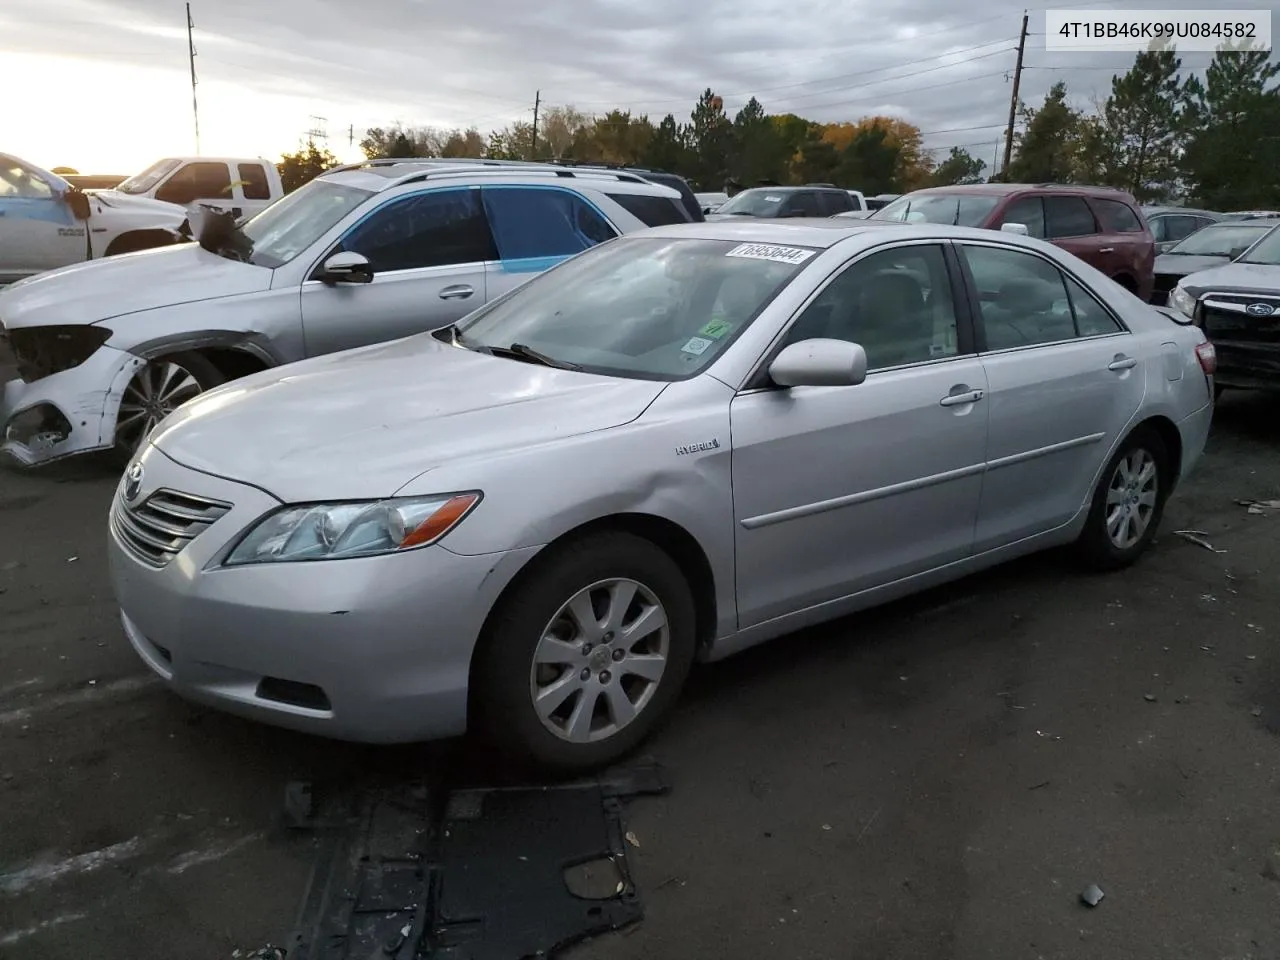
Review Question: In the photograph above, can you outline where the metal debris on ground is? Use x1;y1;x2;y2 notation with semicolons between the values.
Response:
285;761;669;960
1173;530;1226;553
1080;883;1105;907
625;831;640;848
1237;499;1280;514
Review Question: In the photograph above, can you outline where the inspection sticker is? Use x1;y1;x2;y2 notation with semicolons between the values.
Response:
681;336;714;355
699;318;734;339
725;243;815;265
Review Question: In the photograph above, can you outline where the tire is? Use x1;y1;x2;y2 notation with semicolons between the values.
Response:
110;351;225;466
1074;426;1170;571
472;532;697;773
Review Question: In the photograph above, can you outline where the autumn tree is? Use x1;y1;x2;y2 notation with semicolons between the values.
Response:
359;124;444;159
277;140;338;192
536;106;592;159
929;146;987;185
439;128;487;158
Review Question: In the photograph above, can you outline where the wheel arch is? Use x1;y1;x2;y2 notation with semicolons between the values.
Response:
129;330;282;374
467;511;719;696
104;229;178;257
1133;413;1183;488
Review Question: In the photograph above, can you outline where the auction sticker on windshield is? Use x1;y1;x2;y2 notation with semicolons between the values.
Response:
699;319;733;338
725;243;815;265
681;336;714;355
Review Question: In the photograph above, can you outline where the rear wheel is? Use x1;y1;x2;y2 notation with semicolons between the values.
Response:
1075;427;1169;570
472;532;696;772
111;352;224;466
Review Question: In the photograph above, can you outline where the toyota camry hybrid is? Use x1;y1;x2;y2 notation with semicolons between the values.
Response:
106;218;1215;771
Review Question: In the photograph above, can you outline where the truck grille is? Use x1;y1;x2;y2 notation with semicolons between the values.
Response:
111;488;232;568
1201;294;1280;344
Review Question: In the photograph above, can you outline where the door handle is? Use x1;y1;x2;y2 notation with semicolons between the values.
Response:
939;389;984;407
438;284;474;300
1099;247;1115;253
1108;356;1137;371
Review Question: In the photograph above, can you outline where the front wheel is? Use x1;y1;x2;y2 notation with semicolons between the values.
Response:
472;532;697;773
1074;427;1169;571
111;352;224;466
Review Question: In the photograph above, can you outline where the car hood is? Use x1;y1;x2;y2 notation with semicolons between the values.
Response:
90;190;188;218
0;243;272;329
150;333;668;502
1154;253;1231;277
1178;261;1280;296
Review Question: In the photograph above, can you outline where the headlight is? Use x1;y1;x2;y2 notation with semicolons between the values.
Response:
1170;284;1197;319
224;493;480;565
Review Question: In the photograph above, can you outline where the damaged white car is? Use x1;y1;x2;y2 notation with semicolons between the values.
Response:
0;159;693;467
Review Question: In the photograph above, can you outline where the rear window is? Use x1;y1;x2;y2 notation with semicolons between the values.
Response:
605;192;692;226
1093;198;1143;232
634;172;703;221
238;163;271;200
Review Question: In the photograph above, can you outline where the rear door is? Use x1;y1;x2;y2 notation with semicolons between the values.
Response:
956;240;1145;549
1090;196;1154;295
481;185;619;301
996;195;1046;239
299;186;496;356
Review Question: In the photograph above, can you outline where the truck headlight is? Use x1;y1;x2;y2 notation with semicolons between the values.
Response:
224;493;480;565
1170;284;1197;319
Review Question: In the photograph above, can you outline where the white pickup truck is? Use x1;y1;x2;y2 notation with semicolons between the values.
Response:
100;156;284;220
1;154;284;285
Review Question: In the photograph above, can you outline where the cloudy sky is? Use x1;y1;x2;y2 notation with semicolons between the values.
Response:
3;0;1276;175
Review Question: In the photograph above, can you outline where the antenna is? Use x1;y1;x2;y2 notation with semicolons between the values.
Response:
186;2;199;154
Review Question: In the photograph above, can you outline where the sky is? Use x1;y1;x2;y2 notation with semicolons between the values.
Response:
3;0;1277;176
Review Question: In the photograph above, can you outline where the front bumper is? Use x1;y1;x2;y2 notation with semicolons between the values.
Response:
1;344;143;466
1211;341;1280;390
106;444;540;743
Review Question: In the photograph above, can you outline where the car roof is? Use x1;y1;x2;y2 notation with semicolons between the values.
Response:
908;182;1136;199
637;217;1029;249
1143;205;1220;216
318;159;682;198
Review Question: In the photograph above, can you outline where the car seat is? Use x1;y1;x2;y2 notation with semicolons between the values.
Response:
984;277;1073;349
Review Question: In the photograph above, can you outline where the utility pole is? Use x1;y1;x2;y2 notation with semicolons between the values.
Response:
349;123;354;147
530;90;540;160
186;2;199;154
1001;10;1029;177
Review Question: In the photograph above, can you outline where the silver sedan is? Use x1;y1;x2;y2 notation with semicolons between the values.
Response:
106;219;1216;771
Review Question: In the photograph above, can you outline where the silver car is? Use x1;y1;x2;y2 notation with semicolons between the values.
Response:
107;219;1216;771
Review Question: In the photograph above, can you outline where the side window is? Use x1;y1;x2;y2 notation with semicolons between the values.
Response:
999;196;1045;239
1093;198;1143;233
0;161;54;199
481;187;617;261
960;245;1077;350
818;191;854;215
336;189;497;273
784;192;822;217
781;244;960;371
603;192;691;226
1169;215;1204;242
1044;195;1097;239
1149;215;1169;242
154;162;233;205
237;163;271;201
1064;273;1124;336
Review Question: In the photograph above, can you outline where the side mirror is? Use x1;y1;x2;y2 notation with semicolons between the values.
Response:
64;188;92;221
769;338;867;388
1000;222;1029;235
318;251;373;284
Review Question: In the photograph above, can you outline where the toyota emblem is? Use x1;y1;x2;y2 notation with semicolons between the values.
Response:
1245;302;1275;317
123;461;144;502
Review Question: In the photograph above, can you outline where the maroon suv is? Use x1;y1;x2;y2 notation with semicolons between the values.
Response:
872;184;1156;302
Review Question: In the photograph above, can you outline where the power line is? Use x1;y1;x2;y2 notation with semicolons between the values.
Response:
186;2;199;154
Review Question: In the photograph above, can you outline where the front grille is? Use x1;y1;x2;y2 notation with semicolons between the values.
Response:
1201;293;1280;344
111;488;232;567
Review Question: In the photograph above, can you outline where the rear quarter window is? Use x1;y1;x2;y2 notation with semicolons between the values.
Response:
1093;198;1144;233
604;192;693;226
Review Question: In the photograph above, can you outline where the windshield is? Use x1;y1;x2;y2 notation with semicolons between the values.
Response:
1236;226;1280;265
715;189;790;217
239;179;373;268
872;193;999;226
1168;223;1273;258
453;236;813;380
115;158;182;195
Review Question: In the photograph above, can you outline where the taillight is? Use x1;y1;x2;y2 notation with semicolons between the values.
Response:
1195;341;1216;375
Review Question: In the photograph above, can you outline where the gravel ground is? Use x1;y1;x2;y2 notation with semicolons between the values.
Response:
0;385;1277;960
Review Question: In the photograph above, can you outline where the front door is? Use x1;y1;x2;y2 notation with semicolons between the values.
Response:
480;185;619;301
155;161;239;216
731;241;989;628
299;187;496;357
956;241;1146;551
0;159;84;280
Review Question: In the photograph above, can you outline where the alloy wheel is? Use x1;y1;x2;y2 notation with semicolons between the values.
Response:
115;361;202;452
1105;447;1158;550
529;578;670;744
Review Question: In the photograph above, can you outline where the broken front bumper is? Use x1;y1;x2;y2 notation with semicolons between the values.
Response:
1;344;143;466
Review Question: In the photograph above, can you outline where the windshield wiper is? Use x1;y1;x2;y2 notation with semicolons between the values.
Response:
487;343;582;371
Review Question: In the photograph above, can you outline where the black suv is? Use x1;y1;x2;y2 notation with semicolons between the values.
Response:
708;184;857;219
546;161;704;223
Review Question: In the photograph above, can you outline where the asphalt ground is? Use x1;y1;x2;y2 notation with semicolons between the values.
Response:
1;377;1277;960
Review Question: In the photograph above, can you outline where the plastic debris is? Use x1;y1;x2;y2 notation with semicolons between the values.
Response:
1173;530;1225;553
1144;694;1158;702
821;824;832;831
1080;883;1105;907
625;831;640;849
